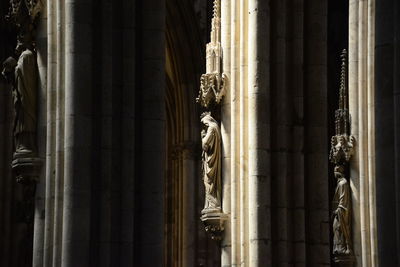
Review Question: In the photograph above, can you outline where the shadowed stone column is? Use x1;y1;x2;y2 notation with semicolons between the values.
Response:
133;1;166;266
375;0;400;265
248;0;272;265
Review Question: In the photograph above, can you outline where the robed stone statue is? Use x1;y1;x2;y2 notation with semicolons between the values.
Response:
332;165;353;258
2;36;38;158
200;112;222;214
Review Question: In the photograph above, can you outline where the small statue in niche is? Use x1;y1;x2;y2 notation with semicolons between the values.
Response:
200;112;222;214
332;165;353;258
2;32;38;158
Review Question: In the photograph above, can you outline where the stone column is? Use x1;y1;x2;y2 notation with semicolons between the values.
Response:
52;0;66;265
239;0;249;265
395;0;400;261
119;0;136;265
182;144;196;267
375;0;400;265
221;0;232;265
229;0;240;264
348;0;378;265
248;0;271;266
133;1;166;265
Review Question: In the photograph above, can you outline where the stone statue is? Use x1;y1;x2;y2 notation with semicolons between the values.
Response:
2;34;38;157
200;112;222;214
332;165;353;257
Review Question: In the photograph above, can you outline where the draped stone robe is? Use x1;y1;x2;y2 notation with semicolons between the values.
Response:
14;48;38;154
201;119;222;213
332;177;352;255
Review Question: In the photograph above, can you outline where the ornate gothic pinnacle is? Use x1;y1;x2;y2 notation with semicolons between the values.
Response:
213;0;221;19
339;49;347;111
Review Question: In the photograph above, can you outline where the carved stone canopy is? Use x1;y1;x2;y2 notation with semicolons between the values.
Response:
6;0;41;25
196;0;227;108
329;134;355;165
197;73;227;108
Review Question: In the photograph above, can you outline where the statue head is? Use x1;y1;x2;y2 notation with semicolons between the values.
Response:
334;165;345;179
15;29;34;55
2;57;17;83
201;112;214;127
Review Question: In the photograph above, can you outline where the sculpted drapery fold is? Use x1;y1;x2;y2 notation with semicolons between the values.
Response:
332;166;352;256
14;47;38;155
201;112;222;213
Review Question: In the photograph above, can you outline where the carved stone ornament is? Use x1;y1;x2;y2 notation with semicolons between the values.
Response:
196;0;227;108
330;50;355;265
201;212;228;241
329;134;355;165
329;50;356;166
7;0;42;23
200;112;227;240
197;73;227;108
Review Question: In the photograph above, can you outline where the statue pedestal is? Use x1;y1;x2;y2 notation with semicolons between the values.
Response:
12;157;42;223
12;157;43;184
11;157;42;266
200;210;228;241
333;254;355;267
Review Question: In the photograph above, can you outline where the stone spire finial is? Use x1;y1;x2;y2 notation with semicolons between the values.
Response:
339;49;347;111
330;49;355;165
196;0;227;108
213;0;221;19
335;49;350;136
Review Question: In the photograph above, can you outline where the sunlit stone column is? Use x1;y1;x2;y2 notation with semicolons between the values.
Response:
348;0;377;265
33;0;51;266
221;0;232;265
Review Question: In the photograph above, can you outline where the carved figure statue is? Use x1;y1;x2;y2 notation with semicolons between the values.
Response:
332;165;353;257
200;112;222;214
2;34;38;157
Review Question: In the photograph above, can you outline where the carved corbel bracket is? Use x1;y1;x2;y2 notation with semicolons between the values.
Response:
12;157;42;224
333;254;356;265
201;211;228;241
12;157;42;184
12;158;42;220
